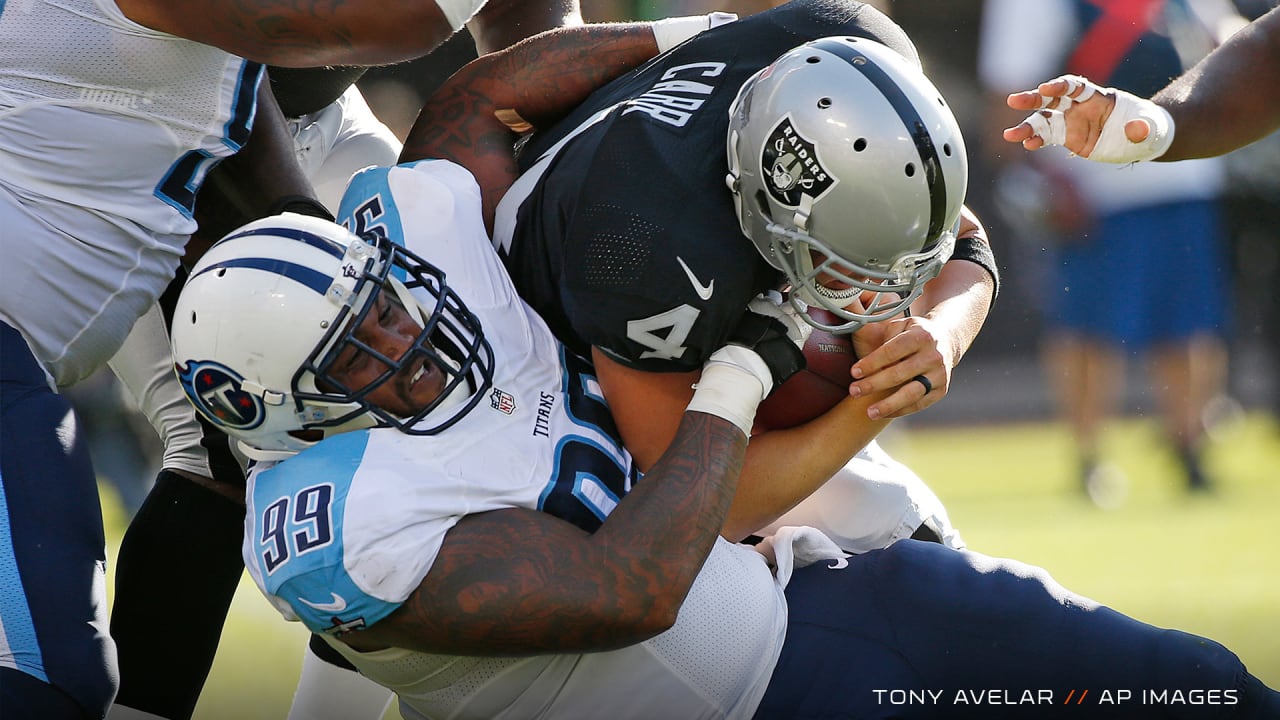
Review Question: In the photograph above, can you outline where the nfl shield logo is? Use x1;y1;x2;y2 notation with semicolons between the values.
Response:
490;388;517;415
762;115;837;208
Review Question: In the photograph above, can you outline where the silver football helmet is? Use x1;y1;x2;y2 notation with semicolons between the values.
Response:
725;36;968;333
169;213;494;460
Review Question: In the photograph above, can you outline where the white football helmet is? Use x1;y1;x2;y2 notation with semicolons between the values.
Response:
170;213;494;460
725;36;968;333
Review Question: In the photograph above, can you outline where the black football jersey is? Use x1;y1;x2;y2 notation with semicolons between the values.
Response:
496;0;919;372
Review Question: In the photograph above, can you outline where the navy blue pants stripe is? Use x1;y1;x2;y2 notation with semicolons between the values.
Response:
1;322;117;717
756;539;1275;719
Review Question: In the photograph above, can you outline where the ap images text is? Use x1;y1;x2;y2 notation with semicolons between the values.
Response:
873;688;1240;706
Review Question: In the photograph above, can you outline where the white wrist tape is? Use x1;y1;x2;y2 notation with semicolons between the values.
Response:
686;345;771;436
1091;89;1175;163
434;0;487;31
651;12;737;53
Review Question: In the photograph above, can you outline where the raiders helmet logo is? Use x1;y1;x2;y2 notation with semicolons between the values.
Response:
762;116;837;207
175;360;266;430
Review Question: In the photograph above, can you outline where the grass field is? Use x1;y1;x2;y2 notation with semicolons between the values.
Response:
100;413;1280;719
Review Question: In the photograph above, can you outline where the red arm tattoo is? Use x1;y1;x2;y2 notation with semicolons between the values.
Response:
341;412;748;655
117;0;457;67
399;23;660;231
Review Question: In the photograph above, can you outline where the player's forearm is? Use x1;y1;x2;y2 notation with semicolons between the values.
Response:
116;0;457;67
467;0;584;55
353;413;747;655
474;23;661;129
402;23;659;229
912;260;994;370
907;206;995;368
1153;6;1280;161
723;394;890;542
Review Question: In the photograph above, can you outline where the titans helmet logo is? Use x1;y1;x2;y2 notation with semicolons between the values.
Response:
762;116;837;207
175;360;266;430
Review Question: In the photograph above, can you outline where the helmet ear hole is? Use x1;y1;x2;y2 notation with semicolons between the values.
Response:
753;189;773;221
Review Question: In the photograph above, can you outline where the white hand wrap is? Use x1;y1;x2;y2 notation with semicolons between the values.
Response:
1024;75;1175;164
434;0;488;31
1090;88;1175;163
686;345;771;436
1037;74;1096;110
651;11;737;53
1024;108;1068;148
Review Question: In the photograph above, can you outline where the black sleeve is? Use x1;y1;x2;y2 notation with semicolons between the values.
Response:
267;65;369;119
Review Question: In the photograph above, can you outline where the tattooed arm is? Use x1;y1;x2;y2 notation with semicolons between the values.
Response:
115;0;462;66
399;23;662;232
468;0;584;55
340;411;746;655
116;0;586;67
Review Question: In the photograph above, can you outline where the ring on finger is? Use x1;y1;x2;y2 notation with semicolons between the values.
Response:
911;374;933;395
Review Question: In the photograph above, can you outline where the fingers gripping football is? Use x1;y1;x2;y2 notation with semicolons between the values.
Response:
849;315;953;421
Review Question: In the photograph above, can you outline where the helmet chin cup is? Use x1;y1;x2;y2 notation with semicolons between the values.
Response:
770;220;955;334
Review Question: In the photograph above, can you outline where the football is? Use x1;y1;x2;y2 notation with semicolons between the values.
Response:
753;307;855;432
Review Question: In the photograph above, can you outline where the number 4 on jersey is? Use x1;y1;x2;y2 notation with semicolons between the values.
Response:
628;304;701;360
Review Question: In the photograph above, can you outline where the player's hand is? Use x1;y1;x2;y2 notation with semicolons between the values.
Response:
691;292;809;435
1004;74;1115;154
1003;74;1172;163
747;290;813;350
728;291;811;392
847;312;953;420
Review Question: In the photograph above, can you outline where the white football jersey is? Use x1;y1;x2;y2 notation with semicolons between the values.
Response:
0;0;261;385
243;161;788;719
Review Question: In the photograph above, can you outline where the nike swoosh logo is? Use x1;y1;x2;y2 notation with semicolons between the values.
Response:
297;592;348;613
676;256;714;301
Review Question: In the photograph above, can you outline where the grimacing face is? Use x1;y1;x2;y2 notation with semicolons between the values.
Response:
325;290;448;418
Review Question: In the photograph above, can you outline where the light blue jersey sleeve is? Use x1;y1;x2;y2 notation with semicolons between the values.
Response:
245;430;401;634
336;164;408;251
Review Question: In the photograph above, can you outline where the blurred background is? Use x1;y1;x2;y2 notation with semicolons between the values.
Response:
84;0;1278;716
